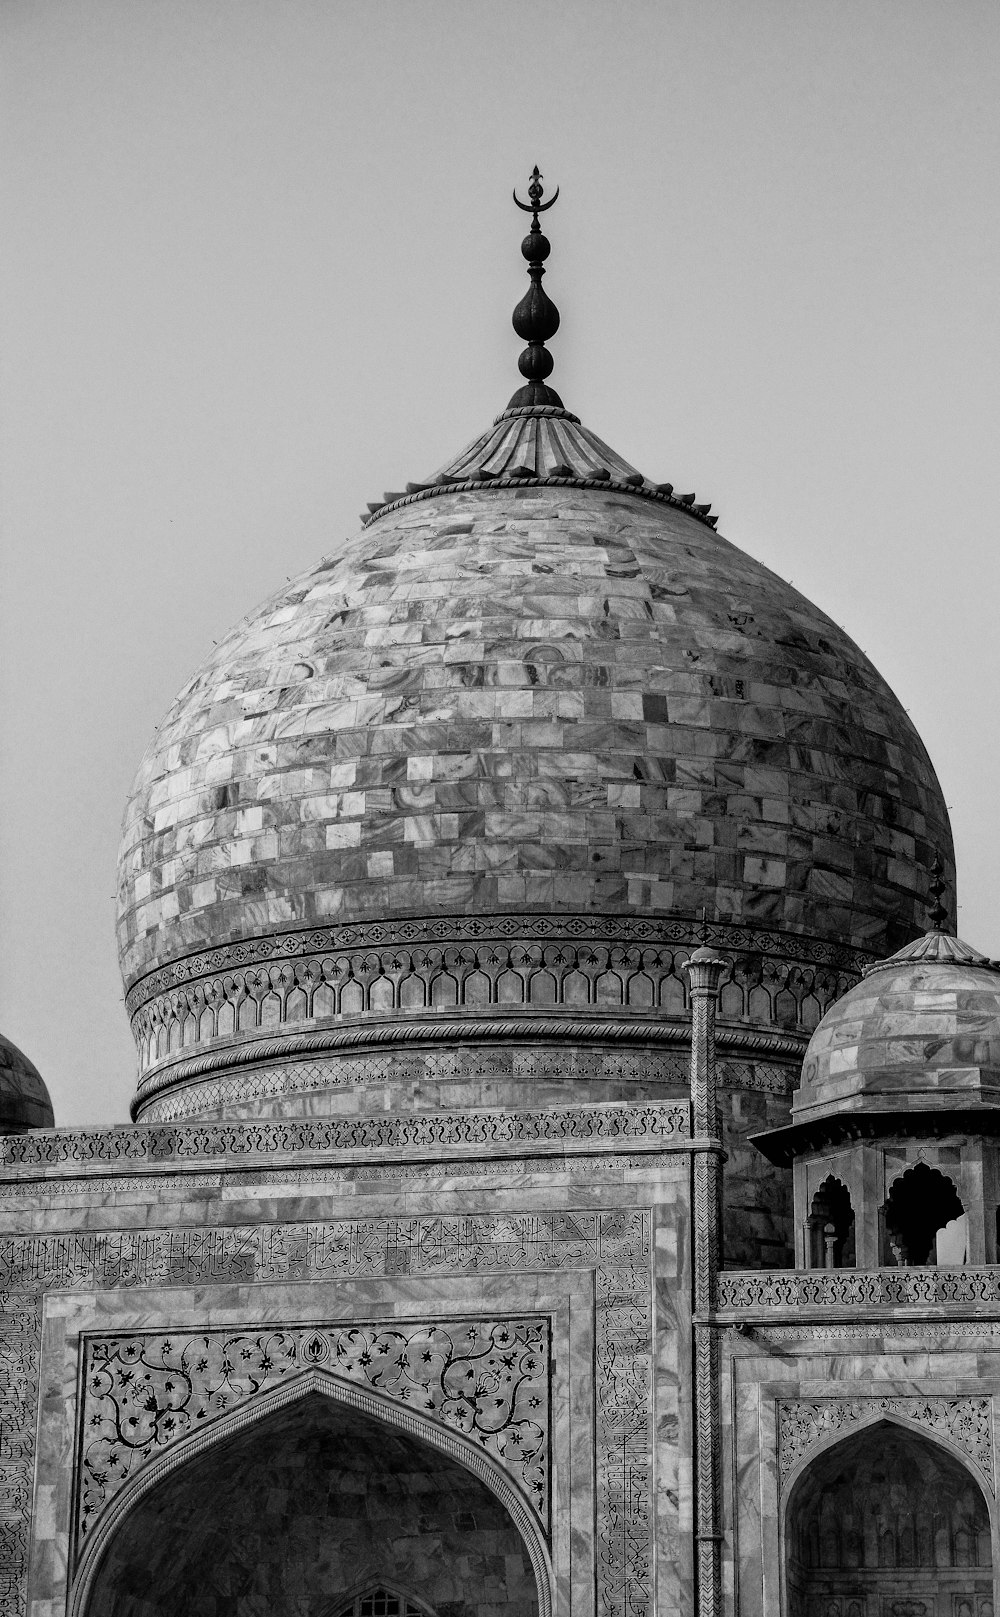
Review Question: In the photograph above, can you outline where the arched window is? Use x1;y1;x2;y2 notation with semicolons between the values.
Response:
807;1176;855;1269
337;1588;434;1617
785;1421;993;1617
882;1163;967;1266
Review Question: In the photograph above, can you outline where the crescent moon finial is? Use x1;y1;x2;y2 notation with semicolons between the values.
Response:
512;165;559;218
506;167;564;412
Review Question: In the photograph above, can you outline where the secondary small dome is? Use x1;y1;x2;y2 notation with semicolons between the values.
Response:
795;929;1000;1129
0;1033;54;1132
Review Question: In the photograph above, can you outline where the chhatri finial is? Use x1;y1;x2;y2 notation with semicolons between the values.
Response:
508;166;564;411
927;852;949;933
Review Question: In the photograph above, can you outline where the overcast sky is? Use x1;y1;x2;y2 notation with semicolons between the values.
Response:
3;0;999;1128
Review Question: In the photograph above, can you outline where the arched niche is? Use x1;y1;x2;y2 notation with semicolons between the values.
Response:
74;1377;547;1617
784;1419;994;1617
882;1162;967;1267
806;1175;855;1269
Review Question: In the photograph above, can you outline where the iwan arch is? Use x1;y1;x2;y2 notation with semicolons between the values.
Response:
72;1374;551;1617
3;172;1000;1617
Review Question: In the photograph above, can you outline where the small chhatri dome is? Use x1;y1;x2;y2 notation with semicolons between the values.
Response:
116;173;955;1125
0;1032;54;1133
786;903;1000;1146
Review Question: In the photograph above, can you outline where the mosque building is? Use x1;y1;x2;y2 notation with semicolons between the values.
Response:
2;169;998;1617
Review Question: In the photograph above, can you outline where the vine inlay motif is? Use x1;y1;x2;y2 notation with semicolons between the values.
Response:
79;1317;549;1552
719;1268;1000;1310
0;1101;687;1171
777;1396;994;1490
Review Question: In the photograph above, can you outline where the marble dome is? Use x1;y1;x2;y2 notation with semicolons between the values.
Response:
115;396;954;1121
0;1033;54;1132
794;930;1000;1127
119;443;951;984
114;170;954;1124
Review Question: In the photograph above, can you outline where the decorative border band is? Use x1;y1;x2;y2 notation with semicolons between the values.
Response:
718;1268;1000;1311
126;915;859;1098
125;914;870;1014
130;1013;807;1114
0;1101;689;1172
362;473;720;532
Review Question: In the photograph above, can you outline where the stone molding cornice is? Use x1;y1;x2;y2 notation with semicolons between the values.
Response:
0;1100;689;1175
130;1013;807;1115
751;1105;1000;1166
362;473;720;532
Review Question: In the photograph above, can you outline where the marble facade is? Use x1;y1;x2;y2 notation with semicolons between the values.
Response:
7;1086;1000;1615
1;1105;680;1617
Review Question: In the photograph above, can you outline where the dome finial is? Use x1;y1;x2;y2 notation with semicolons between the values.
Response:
508;167;564;410
927;852;949;932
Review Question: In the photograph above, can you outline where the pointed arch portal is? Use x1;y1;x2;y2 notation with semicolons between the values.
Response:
785;1419;994;1617
78;1387;542;1617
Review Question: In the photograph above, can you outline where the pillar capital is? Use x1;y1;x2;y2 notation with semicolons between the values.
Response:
683;946;728;996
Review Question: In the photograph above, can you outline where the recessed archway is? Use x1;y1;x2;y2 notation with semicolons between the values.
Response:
785;1420;994;1617
807;1175;855;1269
882;1163;966;1266
79;1388;542;1617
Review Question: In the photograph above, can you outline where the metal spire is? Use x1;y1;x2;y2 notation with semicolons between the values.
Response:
927;852;949;932
508;166;564;410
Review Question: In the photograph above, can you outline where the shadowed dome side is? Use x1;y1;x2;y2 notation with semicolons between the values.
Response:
0;1034;54;1132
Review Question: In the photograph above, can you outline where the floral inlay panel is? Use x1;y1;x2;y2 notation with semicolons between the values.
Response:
777;1395;994;1490
79;1317;550;1555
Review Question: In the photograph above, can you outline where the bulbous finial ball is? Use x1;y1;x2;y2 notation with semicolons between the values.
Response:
518;342;555;381
512;284;560;343
522;231;550;263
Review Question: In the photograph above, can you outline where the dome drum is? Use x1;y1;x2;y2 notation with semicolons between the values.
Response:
123;911;863;1121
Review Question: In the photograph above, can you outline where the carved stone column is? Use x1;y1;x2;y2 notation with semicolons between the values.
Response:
685;944;728;1617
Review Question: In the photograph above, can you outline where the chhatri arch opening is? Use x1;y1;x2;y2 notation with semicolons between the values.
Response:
785;1419;994;1617
882;1162;968;1267
79;1387;543;1617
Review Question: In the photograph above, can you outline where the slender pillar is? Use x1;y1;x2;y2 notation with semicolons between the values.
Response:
685;944;728;1617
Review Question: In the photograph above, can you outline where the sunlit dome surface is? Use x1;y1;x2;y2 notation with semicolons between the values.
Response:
118;470;952;991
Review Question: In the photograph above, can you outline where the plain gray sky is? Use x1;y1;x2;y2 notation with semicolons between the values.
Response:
3;0;998;1127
